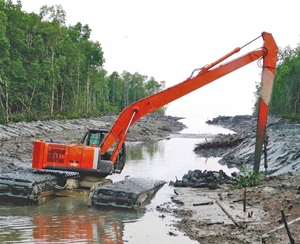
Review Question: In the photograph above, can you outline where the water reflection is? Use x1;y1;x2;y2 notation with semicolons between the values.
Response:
0;197;143;244
127;141;162;161
114;136;237;183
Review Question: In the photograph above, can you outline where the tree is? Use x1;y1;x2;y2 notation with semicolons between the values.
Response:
254;43;300;119
39;5;67;115
0;1;166;123
0;4;10;122
145;76;163;96
271;44;300;117
39;4;66;25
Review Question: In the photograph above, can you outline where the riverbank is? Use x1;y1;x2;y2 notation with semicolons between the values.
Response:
163;115;300;243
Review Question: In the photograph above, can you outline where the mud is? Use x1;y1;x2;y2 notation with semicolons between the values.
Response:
160;173;300;244
160;115;300;243
196;115;300;175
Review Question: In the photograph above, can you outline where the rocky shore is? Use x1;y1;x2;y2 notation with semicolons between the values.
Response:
195;115;300;176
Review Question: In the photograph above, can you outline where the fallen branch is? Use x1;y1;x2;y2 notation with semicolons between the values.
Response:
207;221;224;225
277;214;292;224
193;201;214;206
232;198;253;206
215;199;240;228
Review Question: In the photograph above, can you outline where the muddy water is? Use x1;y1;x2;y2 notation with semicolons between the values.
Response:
0;119;237;244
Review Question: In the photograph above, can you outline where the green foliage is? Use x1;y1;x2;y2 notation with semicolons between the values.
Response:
234;170;264;189
10;113;26;123
254;42;300;117
0;2;167;125
63;112;83;120
155;107;166;114
279;113;300;122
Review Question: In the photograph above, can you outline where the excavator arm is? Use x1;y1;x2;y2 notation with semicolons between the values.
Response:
101;32;278;172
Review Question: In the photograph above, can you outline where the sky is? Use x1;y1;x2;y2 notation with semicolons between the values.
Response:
18;0;300;119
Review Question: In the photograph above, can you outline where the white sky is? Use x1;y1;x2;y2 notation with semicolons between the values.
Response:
19;0;300;119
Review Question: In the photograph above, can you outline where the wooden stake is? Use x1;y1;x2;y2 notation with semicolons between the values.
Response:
243;188;246;212
281;209;295;244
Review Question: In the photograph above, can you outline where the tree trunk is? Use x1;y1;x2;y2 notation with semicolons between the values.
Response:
295;89;300;114
60;83;65;112
50;45;55;115
0;77;9;123
76;60;80;108
112;79;115;106
86;73;90;114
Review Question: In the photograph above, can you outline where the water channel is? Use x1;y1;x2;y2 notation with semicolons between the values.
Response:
0;117;238;243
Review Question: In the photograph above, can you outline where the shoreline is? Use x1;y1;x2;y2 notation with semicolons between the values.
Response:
160;115;300;243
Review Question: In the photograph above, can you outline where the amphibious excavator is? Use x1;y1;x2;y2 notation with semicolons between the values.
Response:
0;32;278;208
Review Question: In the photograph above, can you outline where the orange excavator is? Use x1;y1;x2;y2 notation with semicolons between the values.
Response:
32;31;278;177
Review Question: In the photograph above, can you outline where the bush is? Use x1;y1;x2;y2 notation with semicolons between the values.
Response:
282;113;300;122
234;170;264;189
11;113;26;122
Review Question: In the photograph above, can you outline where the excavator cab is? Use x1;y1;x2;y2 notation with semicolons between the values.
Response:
81;129;126;173
81;129;107;147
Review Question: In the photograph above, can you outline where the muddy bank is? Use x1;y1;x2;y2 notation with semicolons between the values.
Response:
0;113;186;173
162;173;300;244
161;115;300;243
195;115;300;175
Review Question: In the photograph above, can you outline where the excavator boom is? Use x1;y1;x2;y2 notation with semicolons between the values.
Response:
101;32;278;173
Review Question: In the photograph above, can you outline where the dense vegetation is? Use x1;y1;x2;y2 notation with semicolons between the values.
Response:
270;44;300;119
253;42;300;120
0;1;165;124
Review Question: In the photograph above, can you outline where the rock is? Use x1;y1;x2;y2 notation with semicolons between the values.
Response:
170;169;236;189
